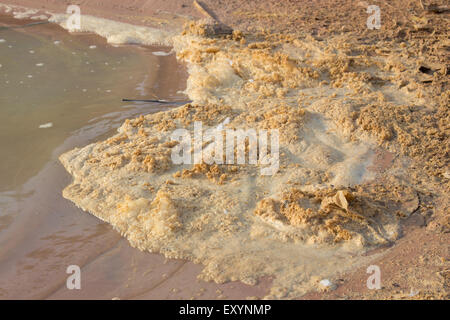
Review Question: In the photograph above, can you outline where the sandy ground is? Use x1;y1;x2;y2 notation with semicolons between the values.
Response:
0;0;448;299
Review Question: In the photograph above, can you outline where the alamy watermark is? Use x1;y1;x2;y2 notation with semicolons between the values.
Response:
366;5;381;30
66;5;81;31
366;265;381;290
170;118;280;176
66;265;81;290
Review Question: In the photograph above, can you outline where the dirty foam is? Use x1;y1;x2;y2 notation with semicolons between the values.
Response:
55;17;433;298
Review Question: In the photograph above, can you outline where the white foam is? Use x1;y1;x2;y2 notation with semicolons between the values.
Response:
39;122;53;129
319;279;333;287
152;51;172;56
319;279;336;290
0;4;12;14
30;15;49;21
13;9;38;19
49;14;175;47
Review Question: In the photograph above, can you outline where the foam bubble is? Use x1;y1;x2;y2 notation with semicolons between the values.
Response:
152;51;172;56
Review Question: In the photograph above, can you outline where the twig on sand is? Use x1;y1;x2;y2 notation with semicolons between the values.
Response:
122;98;191;105
193;0;218;22
192;0;233;35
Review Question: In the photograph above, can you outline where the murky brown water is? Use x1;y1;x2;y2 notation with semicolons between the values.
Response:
0;15;185;191
0;15;270;299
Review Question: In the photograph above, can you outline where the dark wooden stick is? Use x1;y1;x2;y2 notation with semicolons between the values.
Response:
122;99;191;105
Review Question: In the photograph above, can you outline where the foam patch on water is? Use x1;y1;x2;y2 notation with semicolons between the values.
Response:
13;9;38;19
1;4;174;50
49;14;175;47
0;3;43;20
0;4;12;13
39;122;53;129
29;15;49;21
152;51;173;56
